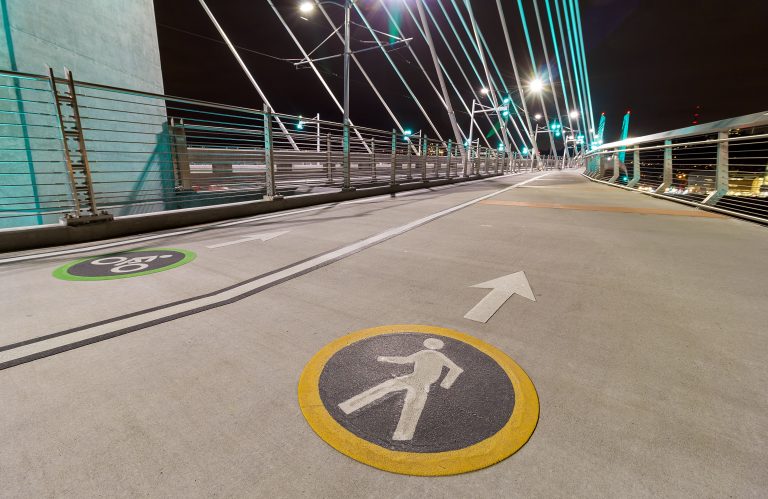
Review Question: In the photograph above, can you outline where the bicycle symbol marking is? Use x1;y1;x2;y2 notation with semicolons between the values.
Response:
89;254;173;274
54;248;196;281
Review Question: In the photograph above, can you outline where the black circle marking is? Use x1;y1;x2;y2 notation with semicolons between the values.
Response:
318;332;515;453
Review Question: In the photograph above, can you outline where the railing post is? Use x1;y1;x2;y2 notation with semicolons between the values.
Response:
169;118;192;190
263;104;281;200
473;141;479;175
370;137;376;182
406;137;413;180
421;134;428;182
463;142;469;177
342;122;353;191
655;139;673;193
446;139;453;179
703;131;729;205
390;130;397;186
609;149;621;183
326;133;333;183
627;147;641;188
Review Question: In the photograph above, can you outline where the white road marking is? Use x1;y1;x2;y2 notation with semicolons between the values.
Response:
0;173;549;368
206;231;289;249
0;174;521;265
464;271;536;323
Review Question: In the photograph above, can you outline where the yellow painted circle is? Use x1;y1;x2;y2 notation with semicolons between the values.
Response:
298;324;539;476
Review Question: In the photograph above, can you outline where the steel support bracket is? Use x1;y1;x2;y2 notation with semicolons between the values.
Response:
655;139;673;193
703;131;729;205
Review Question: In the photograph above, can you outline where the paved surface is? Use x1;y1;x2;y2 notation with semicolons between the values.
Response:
2;171;767;497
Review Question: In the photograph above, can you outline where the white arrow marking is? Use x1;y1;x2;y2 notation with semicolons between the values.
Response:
206;230;289;249
464;271;536;323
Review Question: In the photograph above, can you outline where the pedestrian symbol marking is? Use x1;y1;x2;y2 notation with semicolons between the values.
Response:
298;325;539;476
338;337;464;441
53;248;196;281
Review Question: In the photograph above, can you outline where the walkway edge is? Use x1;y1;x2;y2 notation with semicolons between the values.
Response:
0;175;504;253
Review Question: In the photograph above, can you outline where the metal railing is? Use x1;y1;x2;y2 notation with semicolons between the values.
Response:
582;111;768;223
0;68;572;230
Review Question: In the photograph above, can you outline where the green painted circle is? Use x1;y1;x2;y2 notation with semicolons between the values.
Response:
52;248;196;281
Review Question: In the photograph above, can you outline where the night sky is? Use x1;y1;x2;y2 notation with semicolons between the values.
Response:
153;0;767;143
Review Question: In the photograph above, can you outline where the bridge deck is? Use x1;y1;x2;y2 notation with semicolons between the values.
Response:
2;171;766;497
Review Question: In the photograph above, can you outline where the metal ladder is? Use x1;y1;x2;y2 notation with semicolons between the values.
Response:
48;68;112;225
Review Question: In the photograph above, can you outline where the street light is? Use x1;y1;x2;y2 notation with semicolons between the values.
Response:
299;1;315;13
480;87;490;96
534;113;542;121
569;110;579;119
529;77;544;93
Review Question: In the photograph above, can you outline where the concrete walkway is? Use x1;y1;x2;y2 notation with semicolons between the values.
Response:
2;171;766;497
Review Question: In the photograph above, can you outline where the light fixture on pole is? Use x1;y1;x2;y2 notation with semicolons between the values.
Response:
529;77;544;93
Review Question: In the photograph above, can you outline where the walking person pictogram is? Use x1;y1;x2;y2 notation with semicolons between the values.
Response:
338;337;464;441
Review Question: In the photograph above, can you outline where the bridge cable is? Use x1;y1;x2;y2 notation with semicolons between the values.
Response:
352;3;445;142
495;0;536;152
517;0;559;161
197;0;299;150
267;0;372;153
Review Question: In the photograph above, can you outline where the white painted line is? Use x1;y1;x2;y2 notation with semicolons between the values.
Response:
0;173;549;368
0;174;521;265
206;230;289;249
464;271;536;323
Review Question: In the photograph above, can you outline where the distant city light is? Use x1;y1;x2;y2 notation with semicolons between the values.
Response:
497;143;504;151
299;2;314;14
529;78;544;93
522;146;529;155
502;96;511;105
296;115;305;130
403;129;412;142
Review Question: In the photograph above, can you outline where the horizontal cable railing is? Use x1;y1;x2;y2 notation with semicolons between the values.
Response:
0;68;571;230
582;111;768;223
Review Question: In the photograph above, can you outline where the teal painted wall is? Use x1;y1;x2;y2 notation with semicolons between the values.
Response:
0;0;163;91
0;0;170;228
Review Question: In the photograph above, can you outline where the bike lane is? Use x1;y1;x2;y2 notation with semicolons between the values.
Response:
1;174;536;349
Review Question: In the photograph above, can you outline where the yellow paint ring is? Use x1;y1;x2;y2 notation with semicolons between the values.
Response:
298;324;539;476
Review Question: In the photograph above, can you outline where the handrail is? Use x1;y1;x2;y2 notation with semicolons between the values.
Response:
596;110;768;150
0;67;571;231
581;109;768;224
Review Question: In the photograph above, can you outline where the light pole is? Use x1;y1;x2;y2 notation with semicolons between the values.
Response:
465;95;512;172
300;0;354;190
341;0;352;190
